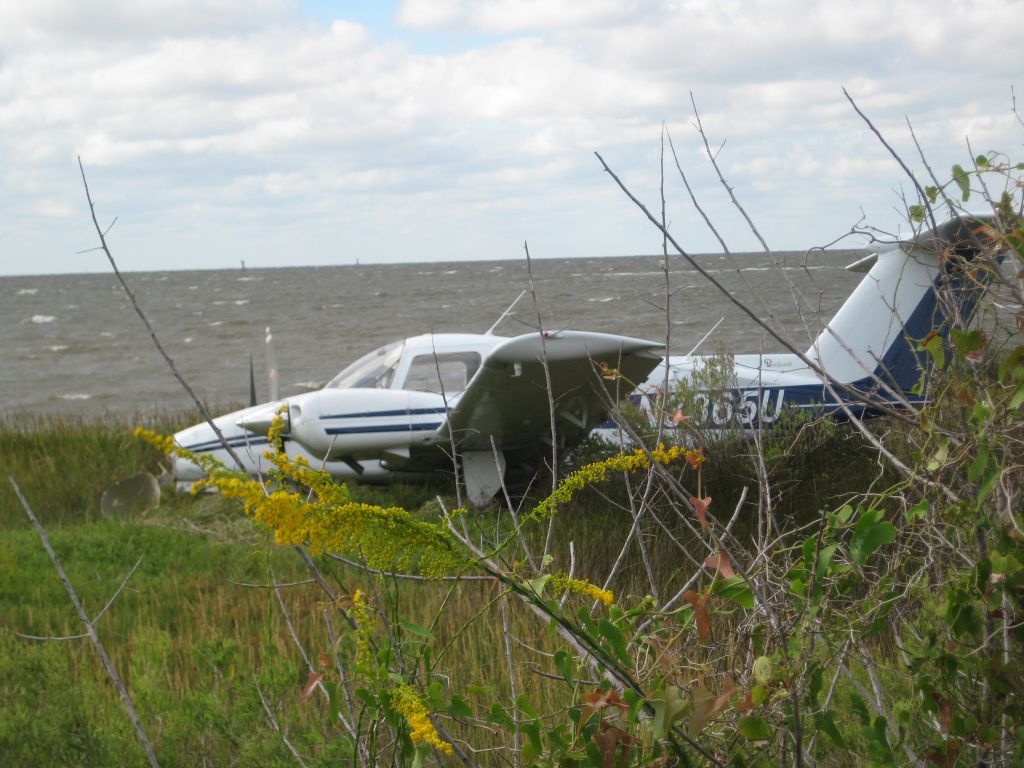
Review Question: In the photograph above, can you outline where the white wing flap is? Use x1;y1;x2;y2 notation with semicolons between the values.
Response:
442;331;663;452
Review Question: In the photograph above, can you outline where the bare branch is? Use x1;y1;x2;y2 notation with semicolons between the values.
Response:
77;157;247;472
842;89;938;233
10;477;161;768
690;92;770;251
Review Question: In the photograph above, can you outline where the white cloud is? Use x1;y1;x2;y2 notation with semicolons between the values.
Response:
0;0;292;43
0;0;1019;275
397;0;465;28
397;0;658;31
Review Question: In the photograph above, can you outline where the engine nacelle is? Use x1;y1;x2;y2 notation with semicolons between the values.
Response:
286;388;448;460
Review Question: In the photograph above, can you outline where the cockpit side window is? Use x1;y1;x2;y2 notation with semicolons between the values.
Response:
403;352;481;395
326;340;405;390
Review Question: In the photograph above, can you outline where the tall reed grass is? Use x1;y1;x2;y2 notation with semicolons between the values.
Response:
0;410;895;765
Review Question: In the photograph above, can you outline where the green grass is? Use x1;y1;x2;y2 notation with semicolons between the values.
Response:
0;411;899;765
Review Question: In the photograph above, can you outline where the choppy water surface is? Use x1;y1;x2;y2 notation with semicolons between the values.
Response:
2;251;865;415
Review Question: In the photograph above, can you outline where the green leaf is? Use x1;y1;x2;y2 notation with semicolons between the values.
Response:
908;204;927;223
968;444;992;483
817;544;838;575
751;684;768;705
448;694;472;719
713;576;755;609
524;575;551;599
325;681;340;723
925;185;939;203
951;328;984;358
576;603;597;634
1010;384;1024;410
487;702;514;730
923;332;945;369
522;721;542;763
399;619;435;641
516;693;540;720
753;656;774;686
952;163;971;201
738;716;773;741
975;154;989;167
850;510;897;566
553;650;575;686
906;500;929;522
814;711;845;746
651;685;690;740
834;504;854;525
991;551;1023;576
598;618;631;668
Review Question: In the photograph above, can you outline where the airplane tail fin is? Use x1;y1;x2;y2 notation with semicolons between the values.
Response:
807;213;1003;397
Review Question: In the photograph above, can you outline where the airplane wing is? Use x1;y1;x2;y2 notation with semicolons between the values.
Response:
441;331;664;453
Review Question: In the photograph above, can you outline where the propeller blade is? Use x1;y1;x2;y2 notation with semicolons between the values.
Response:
248;353;257;407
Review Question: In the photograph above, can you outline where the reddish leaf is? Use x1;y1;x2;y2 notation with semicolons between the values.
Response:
579;688;627;734
689;677;737;736
711;676;737;716
684;590;711;643
683;449;704;469
319;653;331;668
939;698;953;734
954;388;976;406
735;690;755;712
924;738;962;767
300;671;323;702
690;496;712;530
704;547;736;579
592;723;634;768
671;410;690;425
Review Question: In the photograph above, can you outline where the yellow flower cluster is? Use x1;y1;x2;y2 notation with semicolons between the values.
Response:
531;444;688;519
134;426;226;477
548;574;614;606
351;588;372;669
391;684;453;756
135;420;467;578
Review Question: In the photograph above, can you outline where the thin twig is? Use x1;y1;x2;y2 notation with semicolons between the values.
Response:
92;556;144;625
841;89;937;234
690;92;770;251
10;477;161;768
77;157;246;472
257;682;311;768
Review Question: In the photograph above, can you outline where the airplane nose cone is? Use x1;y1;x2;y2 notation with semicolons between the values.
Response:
236;402;288;436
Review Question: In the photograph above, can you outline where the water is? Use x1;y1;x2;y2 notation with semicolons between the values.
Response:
1;251;866;416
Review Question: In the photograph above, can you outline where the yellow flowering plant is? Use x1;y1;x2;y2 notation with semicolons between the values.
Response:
135;408;716;766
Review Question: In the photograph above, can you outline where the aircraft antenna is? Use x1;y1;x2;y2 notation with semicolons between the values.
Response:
485;289;527;335
685;316;725;357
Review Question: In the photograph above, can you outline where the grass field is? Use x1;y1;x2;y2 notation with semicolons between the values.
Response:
0;410;894;766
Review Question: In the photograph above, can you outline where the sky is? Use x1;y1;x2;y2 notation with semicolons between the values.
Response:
0;0;1020;275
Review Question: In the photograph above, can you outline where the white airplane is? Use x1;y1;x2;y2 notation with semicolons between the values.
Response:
173;329;667;505
172;213;1001;504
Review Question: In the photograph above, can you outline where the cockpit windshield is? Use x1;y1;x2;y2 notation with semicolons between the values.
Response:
326;340;405;390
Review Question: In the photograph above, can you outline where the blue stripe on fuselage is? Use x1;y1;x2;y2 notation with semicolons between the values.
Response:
318;407;448;420
182;435;271;453
324;422;443;436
